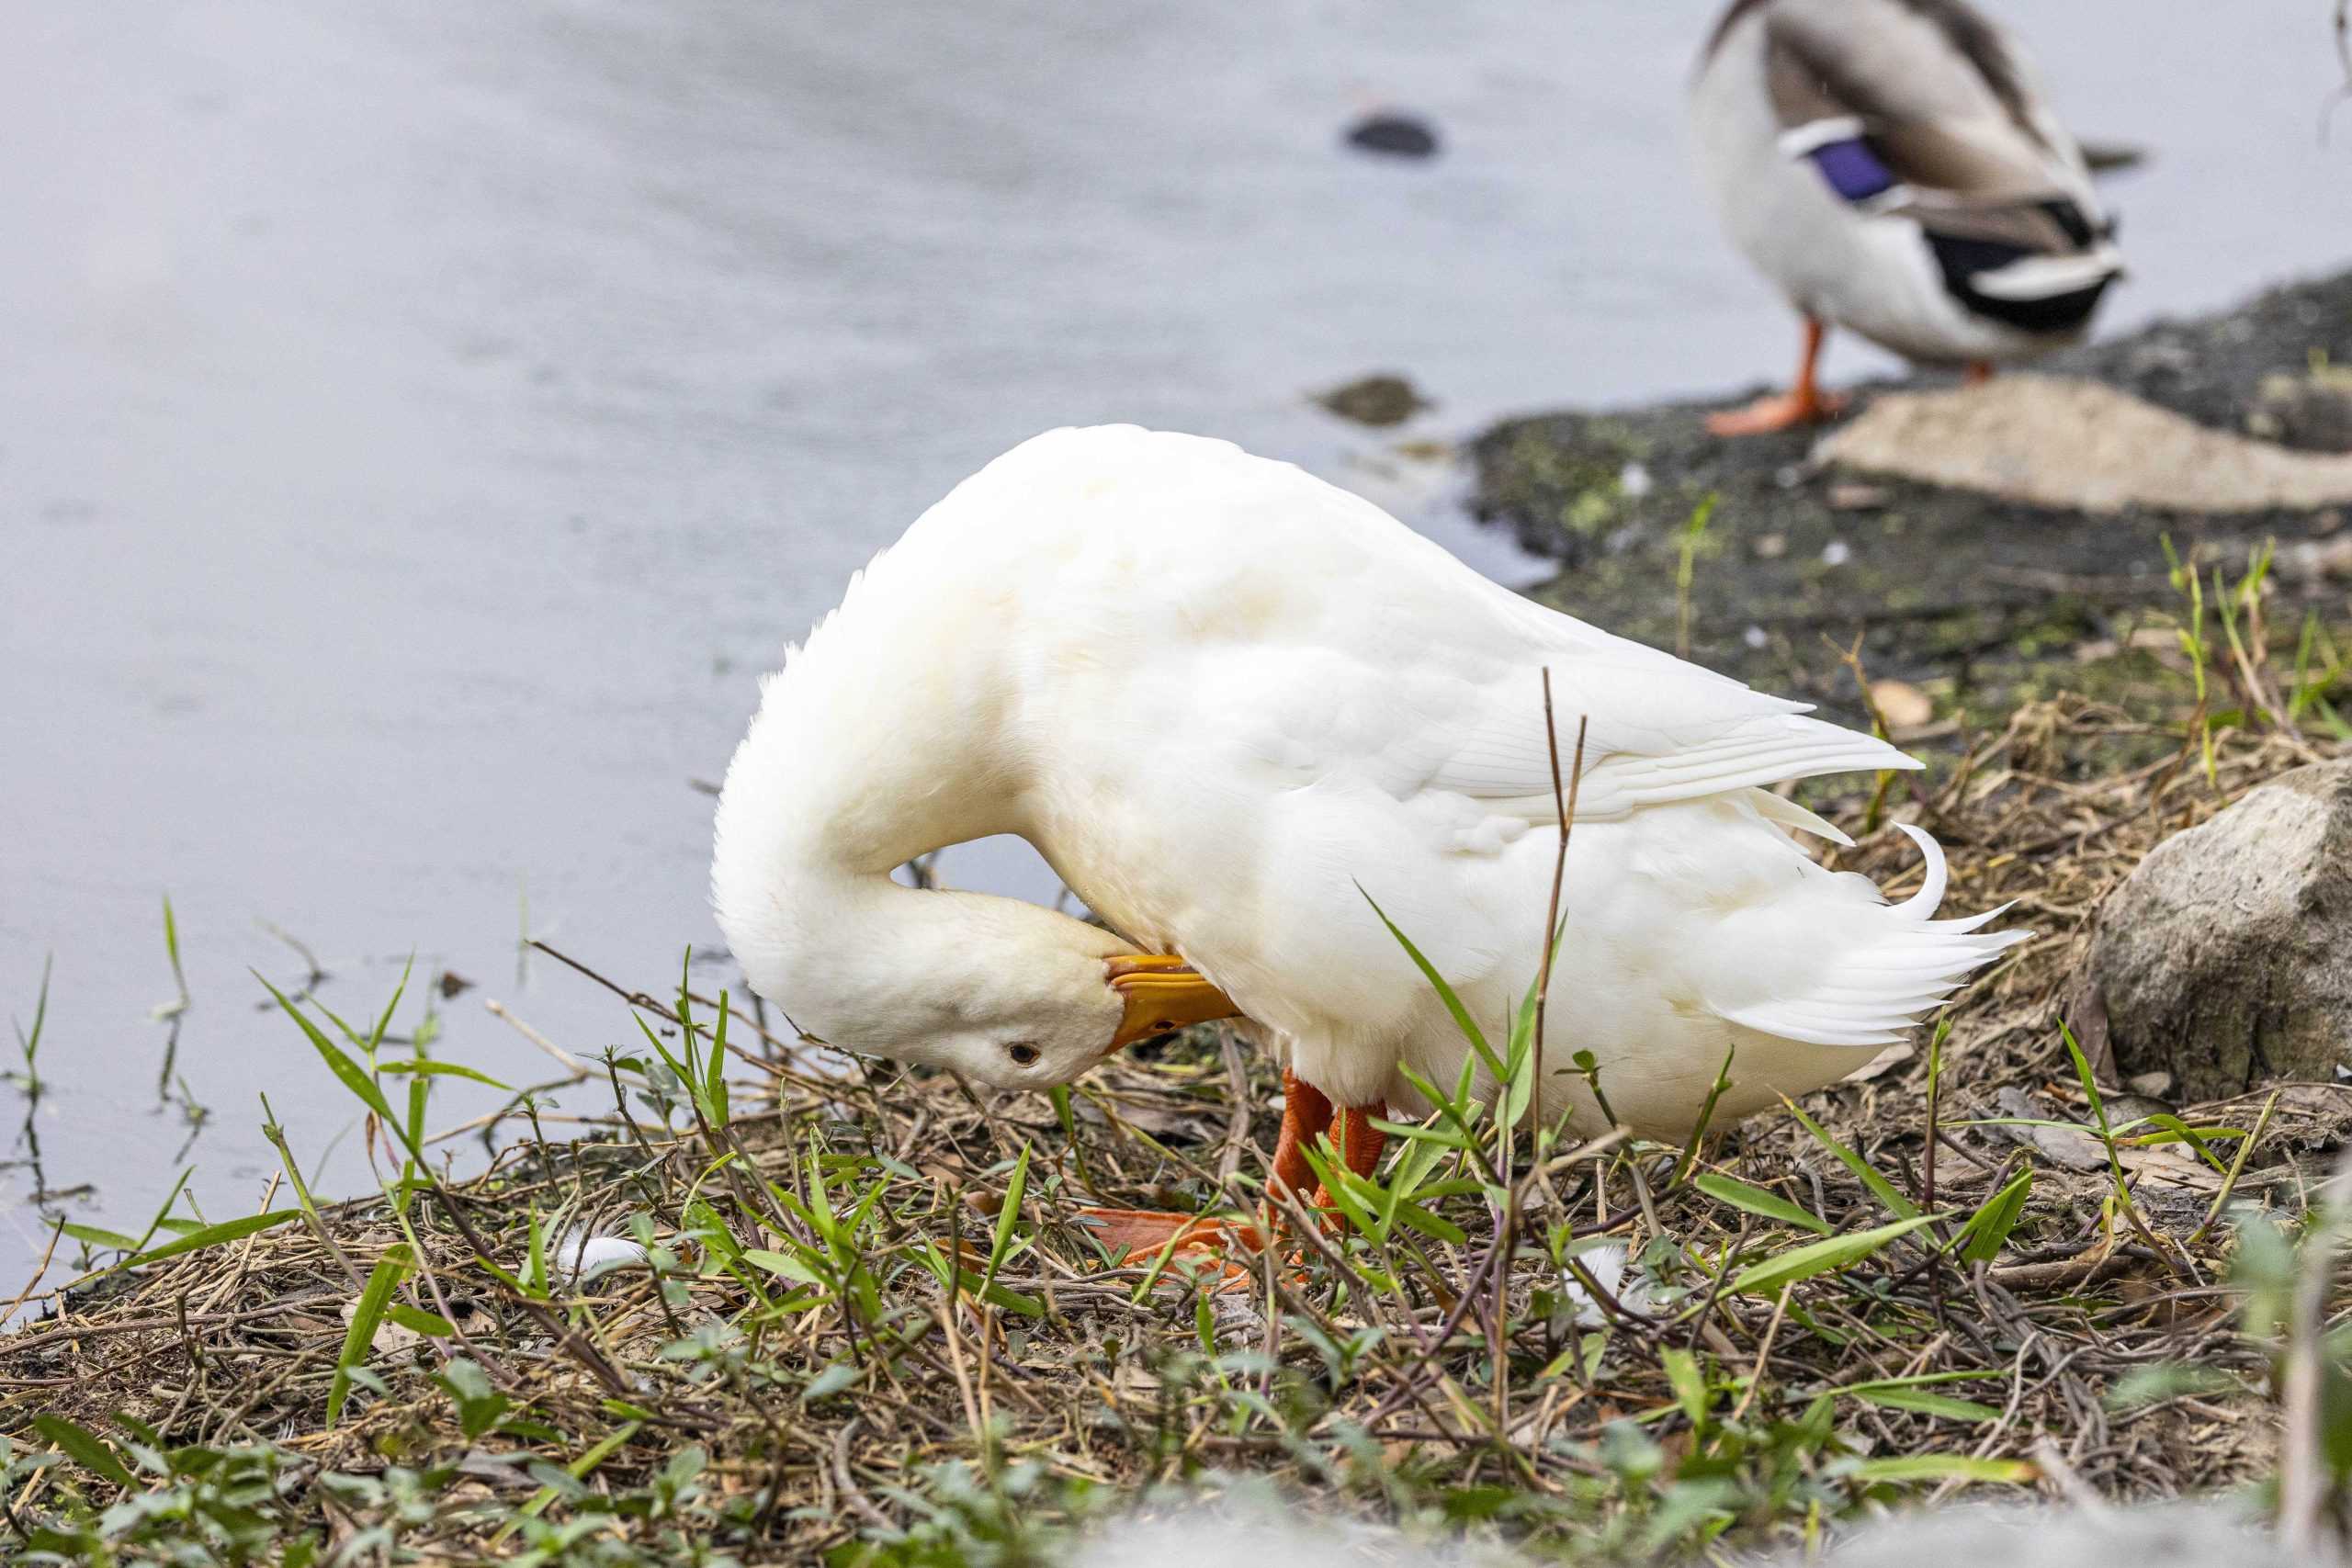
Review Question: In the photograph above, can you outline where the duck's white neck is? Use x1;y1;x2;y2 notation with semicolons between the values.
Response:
725;536;1032;868
708;538;1110;1053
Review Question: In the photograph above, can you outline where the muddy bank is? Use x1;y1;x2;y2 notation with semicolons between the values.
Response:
1470;268;2352;735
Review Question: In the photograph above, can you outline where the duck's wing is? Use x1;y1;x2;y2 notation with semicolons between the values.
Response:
1758;0;2121;320
1001;428;1913;828
1348;581;1917;824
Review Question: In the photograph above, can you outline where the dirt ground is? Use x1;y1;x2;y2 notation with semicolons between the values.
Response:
1469;268;2352;738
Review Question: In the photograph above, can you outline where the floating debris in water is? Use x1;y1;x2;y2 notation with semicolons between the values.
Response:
1342;111;1439;160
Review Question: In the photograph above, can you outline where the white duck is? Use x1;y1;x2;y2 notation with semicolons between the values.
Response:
711;427;2024;1250
1690;0;2124;434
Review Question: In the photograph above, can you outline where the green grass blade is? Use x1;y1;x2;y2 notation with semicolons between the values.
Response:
631;1013;690;1093
707;990;732;1127
386;1303;455;1337
1852;1387;2002;1421
1780;1095;1919;1219
60;1224;140;1251
329;1247;412;1425
121;1210;303;1269
368;955;413;1054
1842;1454;2034;1485
490;1422;641;1548
375;1060;514;1089
32;1415;137;1490
1954;1168;2033;1265
1661;1348;1710;1427
1359;886;1498;1076
133;1168;197;1252
2060;1021;2131;1194
16;953;51;1066
1694;1172;1832;1235
1731;1213;1939;1295
985;1145;1031;1293
258;973;396;1132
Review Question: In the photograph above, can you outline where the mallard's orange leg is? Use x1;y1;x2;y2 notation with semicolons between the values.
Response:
1962;359;1993;387
1707;317;1849;435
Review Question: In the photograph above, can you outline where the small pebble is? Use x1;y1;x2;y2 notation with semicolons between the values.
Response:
1869;679;1933;729
1314;373;1430;428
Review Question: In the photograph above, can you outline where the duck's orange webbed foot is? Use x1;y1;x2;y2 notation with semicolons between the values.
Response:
1073;1069;1388;1290
1071;1207;1264;1292
1072;1207;1268;1258
1707;315;1846;436
1703;386;1848;435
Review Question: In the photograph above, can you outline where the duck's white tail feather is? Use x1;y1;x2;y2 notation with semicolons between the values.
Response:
1711;825;2030;1048
1890;823;1947;916
1747;788;1855;847
1560;714;1920;820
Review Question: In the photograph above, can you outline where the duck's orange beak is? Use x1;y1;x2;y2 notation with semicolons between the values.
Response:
1105;953;1241;1050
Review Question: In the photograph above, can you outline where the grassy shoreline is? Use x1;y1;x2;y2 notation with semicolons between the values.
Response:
6;682;2350;1562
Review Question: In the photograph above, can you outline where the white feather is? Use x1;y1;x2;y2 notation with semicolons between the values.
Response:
712;426;2029;1137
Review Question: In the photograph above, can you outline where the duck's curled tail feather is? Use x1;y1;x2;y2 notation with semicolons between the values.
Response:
1712;825;2030;1048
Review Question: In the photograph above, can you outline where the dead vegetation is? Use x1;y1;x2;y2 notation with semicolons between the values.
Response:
6;682;2352;1562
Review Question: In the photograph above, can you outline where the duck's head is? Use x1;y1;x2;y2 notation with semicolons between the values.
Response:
718;880;1240;1089
708;522;1241;1091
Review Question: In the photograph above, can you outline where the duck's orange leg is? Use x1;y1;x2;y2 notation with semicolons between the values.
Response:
1075;1070;1385;1273
1270;1068;1334;1202
1707;317;1849;435
1962;359;1993;387
1321;1103;1388;1201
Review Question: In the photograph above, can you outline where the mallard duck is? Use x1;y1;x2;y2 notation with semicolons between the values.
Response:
1690;0;2124;434
710;427;2024;1253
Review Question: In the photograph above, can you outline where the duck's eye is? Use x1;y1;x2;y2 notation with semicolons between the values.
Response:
1006;1043;1041;1066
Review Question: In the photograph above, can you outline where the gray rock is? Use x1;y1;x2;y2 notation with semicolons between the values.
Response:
2249;368;2352;454
2089;760;2352;1101
1818;377;2352;515
1314;373;1431;428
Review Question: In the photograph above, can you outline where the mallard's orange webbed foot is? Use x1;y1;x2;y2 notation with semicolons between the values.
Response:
1708;316;1845;436
1704;387;1848;435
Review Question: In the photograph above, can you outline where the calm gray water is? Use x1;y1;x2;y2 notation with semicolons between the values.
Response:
4;0;2346;1278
